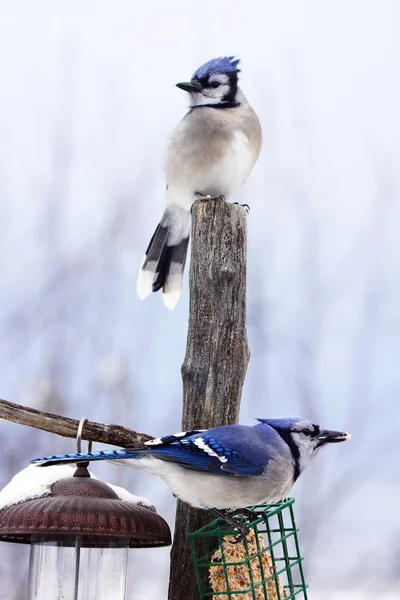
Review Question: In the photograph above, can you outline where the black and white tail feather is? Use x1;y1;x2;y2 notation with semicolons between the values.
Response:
137;205;190;310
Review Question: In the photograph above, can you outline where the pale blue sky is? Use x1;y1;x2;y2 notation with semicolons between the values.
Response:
0;1;399;598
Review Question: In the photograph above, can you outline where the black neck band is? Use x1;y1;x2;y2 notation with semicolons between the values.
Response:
271;427;300;482
190;101;241;111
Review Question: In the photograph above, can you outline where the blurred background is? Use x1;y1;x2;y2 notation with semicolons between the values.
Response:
0;1;399;598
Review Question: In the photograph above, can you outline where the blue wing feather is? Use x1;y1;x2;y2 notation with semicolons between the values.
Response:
134;425;276;476
32;422;285;475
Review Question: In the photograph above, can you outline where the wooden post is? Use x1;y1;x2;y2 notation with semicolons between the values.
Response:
168;198;250;600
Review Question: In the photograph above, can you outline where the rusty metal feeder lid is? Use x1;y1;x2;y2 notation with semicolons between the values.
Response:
0;464;171;548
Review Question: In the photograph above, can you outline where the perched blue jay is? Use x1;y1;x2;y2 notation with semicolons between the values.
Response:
137;56;262;310
32;418;350;512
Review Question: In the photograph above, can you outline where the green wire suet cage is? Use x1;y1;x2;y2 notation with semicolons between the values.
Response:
190;498;308;599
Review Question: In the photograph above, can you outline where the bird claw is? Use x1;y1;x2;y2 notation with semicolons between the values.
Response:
233;202;250;214
194;192;226;203
210;507;254;544
194;192;213;202
224;508;268;544
230;526;251;544
228;508;266;520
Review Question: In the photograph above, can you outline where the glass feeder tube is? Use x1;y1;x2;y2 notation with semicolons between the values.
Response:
28;535;129;600
0;465;171;600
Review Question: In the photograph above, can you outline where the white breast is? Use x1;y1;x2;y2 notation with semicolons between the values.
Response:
165;127;259;211
216;130;257;196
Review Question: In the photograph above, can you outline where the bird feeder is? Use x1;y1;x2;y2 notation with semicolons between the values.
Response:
190;498;308;599
0;462;171;600
0;418;171;600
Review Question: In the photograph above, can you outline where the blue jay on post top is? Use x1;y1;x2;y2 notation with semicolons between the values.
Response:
32;418;350;535
137;56;262;310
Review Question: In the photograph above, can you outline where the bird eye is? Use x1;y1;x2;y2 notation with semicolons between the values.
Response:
209;81;221;88
302;429;312;436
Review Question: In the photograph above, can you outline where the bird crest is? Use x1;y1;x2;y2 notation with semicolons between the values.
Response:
193;56;240;80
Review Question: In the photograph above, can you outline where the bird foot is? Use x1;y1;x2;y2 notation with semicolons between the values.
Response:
233;202;250;214
209;508;252;544
230;524;252;544
194;192;226;202
194;192;212;202
226;508;268;543
228;507;267;520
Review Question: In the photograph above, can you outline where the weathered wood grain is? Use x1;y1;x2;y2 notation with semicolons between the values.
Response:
168;198;250;600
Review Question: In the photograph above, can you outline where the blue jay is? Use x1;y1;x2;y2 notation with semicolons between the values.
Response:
137;56;262;310
32;419;350;512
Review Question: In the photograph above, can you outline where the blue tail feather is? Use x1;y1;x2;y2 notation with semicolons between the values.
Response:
32;449;139;467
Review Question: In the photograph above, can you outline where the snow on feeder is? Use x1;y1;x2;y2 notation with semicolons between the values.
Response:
0;421;171;600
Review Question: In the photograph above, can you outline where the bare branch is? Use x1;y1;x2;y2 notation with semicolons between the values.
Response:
0;398;152;448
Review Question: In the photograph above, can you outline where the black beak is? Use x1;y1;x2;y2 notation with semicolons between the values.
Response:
316;429;351;445
176;81;202;93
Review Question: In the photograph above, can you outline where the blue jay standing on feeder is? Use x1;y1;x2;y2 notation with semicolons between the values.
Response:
32;418;350;533
137;56;262;310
